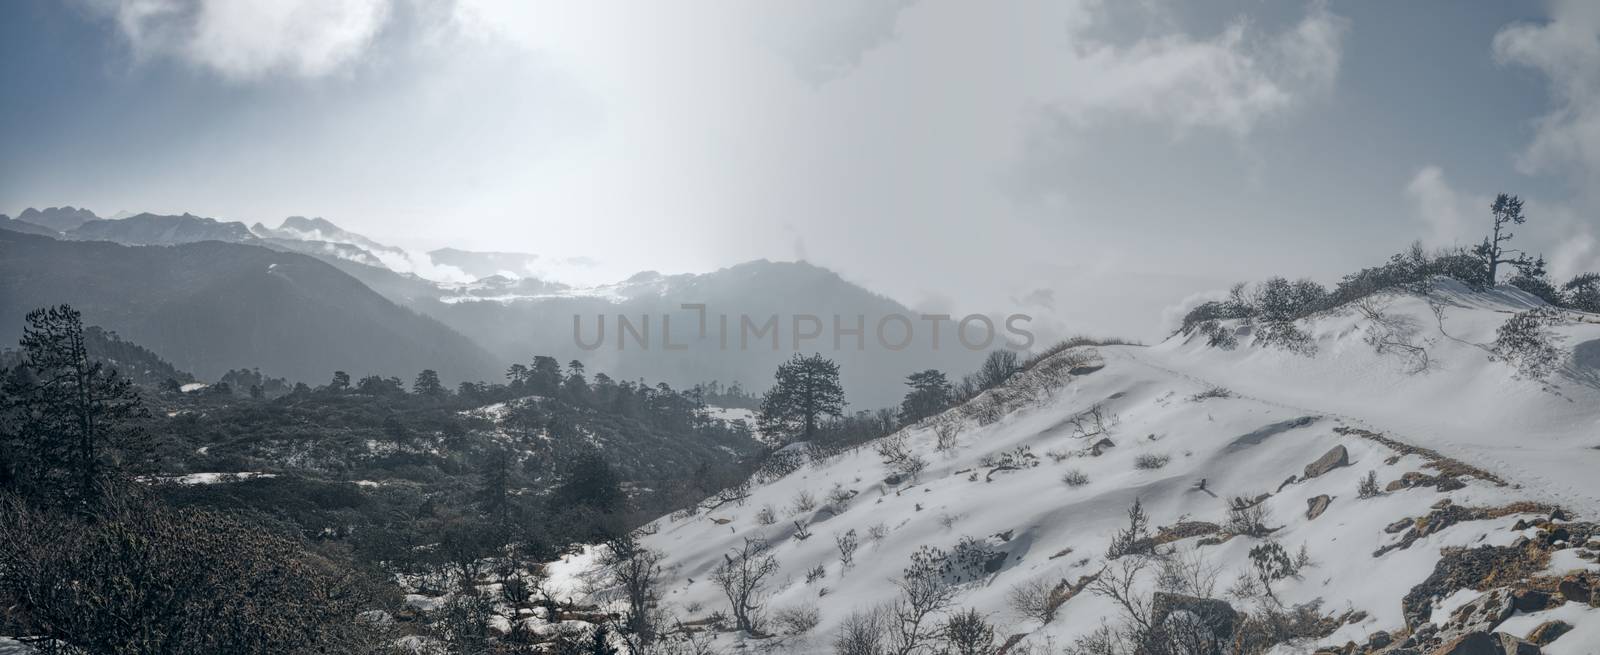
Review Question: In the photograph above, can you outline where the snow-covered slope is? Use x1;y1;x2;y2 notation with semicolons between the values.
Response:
552;282;1600;655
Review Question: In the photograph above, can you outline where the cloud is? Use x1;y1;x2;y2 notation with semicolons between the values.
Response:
1404;165;1473;247
1057;5;1347;135
1494;0;1600;199
91;0;391;79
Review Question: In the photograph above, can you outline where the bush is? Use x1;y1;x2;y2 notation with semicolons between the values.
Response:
1061;469;1090;487
1007;576;1068;625
1490;307;1566;379
772;603;821;635
0;492;381;654
1357;471;1381;499
1227;497;1270;537
1134;453;1170;470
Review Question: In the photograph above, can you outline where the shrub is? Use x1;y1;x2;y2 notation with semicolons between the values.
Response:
1007;576;1068;625
1357;471;1381;499
833;607;887;655
1188;386;1232;401
0;493;381;654
791;489;818;514
1490;307;1566;379
772;603;821;635
756;504;778;525
939;608;996;655
1134;453;1170;470
1227;497;1270;537
1061;469;1090;488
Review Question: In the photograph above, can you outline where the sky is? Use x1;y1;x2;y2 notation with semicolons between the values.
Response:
3;0;1600;340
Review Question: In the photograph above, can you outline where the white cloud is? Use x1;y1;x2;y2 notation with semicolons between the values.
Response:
94;0;391;79
1057;5;1347;135
1494;0;1600;199
1404;165;1473;248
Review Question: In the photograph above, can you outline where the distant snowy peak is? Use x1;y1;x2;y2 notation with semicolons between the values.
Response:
16;206;99;232
252;216;477;284
69;212;255;246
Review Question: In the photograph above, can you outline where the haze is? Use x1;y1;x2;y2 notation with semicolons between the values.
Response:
4;0;1600;340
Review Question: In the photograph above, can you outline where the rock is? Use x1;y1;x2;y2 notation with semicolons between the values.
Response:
1557;572;1597;606
1448;588;1514;635
1150;592;1237;641
1090;438;1116;456
1495;633;1542;655
1306;494;1333;520
1437;477;1467;492
1525;620;1571;646
1387;479;1409;492
1387;518;1415;534
1510;589;1555;612
1428;632;1539;655
1549;508;1569;521
1370;630;1393;649
1277;475;1298;493
1304;445;1350;479
883;473;905;486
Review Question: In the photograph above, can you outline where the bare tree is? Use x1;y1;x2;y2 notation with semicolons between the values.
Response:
836;529;859;570
834;606;888;655
889;546;960;655
711;537;780;635
1354;298;1431;374
938;608;996;655
605;535;666;644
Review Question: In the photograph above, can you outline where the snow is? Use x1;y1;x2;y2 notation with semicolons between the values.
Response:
179;382;209;393
155;472;277;485
590;282;1600;654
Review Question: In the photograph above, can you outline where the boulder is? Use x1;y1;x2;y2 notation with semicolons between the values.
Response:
1525;620;1571;646
1150;592;1237;641
1304;445;1350;479
1090;438;1116;456
1306;494;1333;520
1428;632;1539;655
1509;589;1554;613
1449;588;1515;635
1557;572;1597;606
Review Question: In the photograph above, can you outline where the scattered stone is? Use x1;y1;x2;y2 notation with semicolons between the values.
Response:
1557;572;1597;606
1525;620;1571;646
1430;631;1538;655
1150;592;1237;641
1510;589;1555;613
1304;445;1350;479
1448;588;1514;635
1306;494;1333;520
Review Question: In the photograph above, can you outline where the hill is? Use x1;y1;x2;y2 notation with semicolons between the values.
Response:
537;280;1600;655
0;230;499;385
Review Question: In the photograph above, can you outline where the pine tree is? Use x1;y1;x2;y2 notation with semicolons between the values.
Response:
0;305;148;510
589;624;619;655
413;369;446;397
756;353;845;443
1473;193;1534;284
898;369;951;425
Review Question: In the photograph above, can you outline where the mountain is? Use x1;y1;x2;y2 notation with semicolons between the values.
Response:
0;324;196;387
418;260;990;407
16;206;98;232
540;280;1600;654
0;215;61;237
0;230;499;385
68;212;257;245
253;215;411;262
427;247;544;280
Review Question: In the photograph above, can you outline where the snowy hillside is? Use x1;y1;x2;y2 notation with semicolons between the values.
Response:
550;282;1600;655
